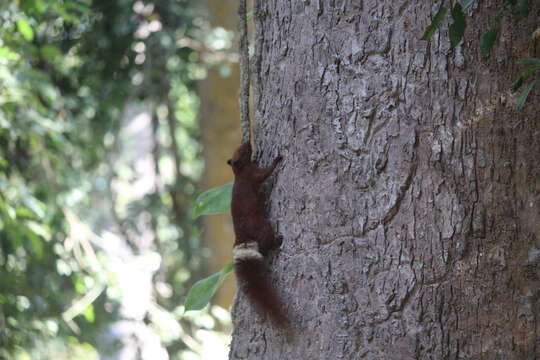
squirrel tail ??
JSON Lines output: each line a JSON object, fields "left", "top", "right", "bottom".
{"left": 233, "top": 242, "right": 287, "bottom": 327}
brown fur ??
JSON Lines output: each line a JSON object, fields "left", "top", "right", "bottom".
{"left": 227, "top": 143, "right": 282, "bottom": 253}
{"left": 228, "top": 143, "right": 286, "bottom": 325}
{"left": 234, "top": 255, "right": 287, "bottom": 327}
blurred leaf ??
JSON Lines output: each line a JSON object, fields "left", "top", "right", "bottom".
{"left": 6, "top": 225, "right": 23, "bottom": 250}
{"left": 20, "top": 0, "right": 47, "bottom": 14}
{"left": 15, "top": 207, "right": 36, "bottom": 219}
{"left": 516, "top": 57, "right": 540, "bottom": 67}
{"left": 16, "top": 20, "right": 34, "bottom": 42}
{"left": 40, "top": 45, "right": 62, "bottom": 62}
{"left": 516, "top": 80, "right": 536, "bottom": 109}
{"left": 184, "top": 262, "right": 234, "bottom": 312}
{"left": 463, "top": 0, "right": 476, "bottom": 10}
{"left": 0, "top": 46, "right": 8, "bottom": 59}
{"left": 192, "top": 182, "right": 233, "bottom": 219}
{"left": 449, "top": 4, "right": 465, "bottom": 48}
{"left": 520, "top": 65, "right": 539, "bottom": 80}
{"left": 513, "top": 63, "right": 539, "bottom": 91}
{"left": 65, "top": 1, "right": 91, "bottom": 14}
{"left": 38, "top": 82, "right": 59, "bottom": 103}
{"left": 52, "top": 3, "right": 80, "bottom": 23}
{"left": 25, "top": 220, "right": 51, "bottom": 241}
{"left": 3, "top": 203, "right": 17, "bottom": 220}
{"left": 74, "top": 277, "right": 86, "bottom": 294}
{"left": 0, "top": 46, "right": 19, "bottom": 61}
{"left": 421, "top": 6, "right": 448, "bottom": 41}
{"left": 512, "top": 0, "right": 530, "bottom": 19}
{"left": 83, "top": 304, "right": 95, "bottom": 323}
{"left": 480, "top": 28, "right": 498, "bottom": 56}
{"left": 29, "top": 234, "right": 44, "bottom": 258}
{"left": 19, "top": 222, "right": 46, "bottom": 258}
{"left": 511, "top": 77, "right": 524, "bottom": 92}
{"left": 22, "top": 196, "right": 46, "bottom": 219}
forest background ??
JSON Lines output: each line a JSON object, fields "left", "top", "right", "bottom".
{"left": 0, "top": 0, "right": 240, "bottom": 358}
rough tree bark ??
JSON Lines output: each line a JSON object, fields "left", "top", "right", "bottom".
{"left": 229, "top": 1, "right": 539, "bottom": 359}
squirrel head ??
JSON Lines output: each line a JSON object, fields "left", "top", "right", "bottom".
{"left": 227, "top": 142, "right": 252, "bottom": 168}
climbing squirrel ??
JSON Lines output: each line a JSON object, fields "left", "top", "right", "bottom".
{"left": 227, "top": 142, "right": 286, "bottom": 326}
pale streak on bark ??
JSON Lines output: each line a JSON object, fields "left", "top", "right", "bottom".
{"left": 238, "top": 0, "right": 251, "bottom": 144}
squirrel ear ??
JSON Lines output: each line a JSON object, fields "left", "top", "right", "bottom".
{"left": 227, "top": 159, "right": 232, "bottom": 165}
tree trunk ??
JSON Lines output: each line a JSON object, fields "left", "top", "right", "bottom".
{"left": 199, "top": 0, "right": 241, "bottom": 309}
{"left": 229, "top": 1, "right": 539, "bottom": 359}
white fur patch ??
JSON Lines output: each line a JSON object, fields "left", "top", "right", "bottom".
{"left": 233, "top": 242, "right": 263, "bottom": 263}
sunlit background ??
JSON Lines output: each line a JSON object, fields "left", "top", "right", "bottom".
{"left": 0, "top": 0, "right": 241, "bottom": 358}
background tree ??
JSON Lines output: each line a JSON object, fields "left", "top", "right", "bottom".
{"left": 198, "top": 0, "right": 241, "bottom": 310}
{"left": 229, "top": 0, "right": 539, "bottom": 359}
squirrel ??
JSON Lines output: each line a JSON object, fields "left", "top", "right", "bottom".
{"left": 227, "top": 142, "right": 286, "bottom": 327}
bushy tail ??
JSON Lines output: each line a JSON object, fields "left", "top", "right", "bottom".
{"left": 234, "top": 255, "right": 287, "bottom": 327}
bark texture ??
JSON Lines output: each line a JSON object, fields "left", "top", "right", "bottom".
{"left": 229, "top": 1, "right": 540, "bottom": 359}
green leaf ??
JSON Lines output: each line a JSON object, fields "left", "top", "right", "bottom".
{"left": 26, "top": 220, "right": 51, "bottom": 241}
{"left": 463, "top": 0, "right": 476, "bottom": 10}
{"left": 511, "top": 77, "right": 524, "bottom": 92}
{"left": 65, "top": 1, "right": 91, "bottom": 14}
{"left": 513, "top": 63, "right": 540, "bottom": 92}
{"left": 449, "top": 4, "right": 465, "bottom": 48}
{"left": 184, "top": 262, "right": 234, "bottom": 312}
{"left": 15, "top": 207, "right": 36, "bottom": 219}
{"left": 516, "top": 58, "right": 540, "bottom": 67}
{"left": 51, "top": 2, "right": 80, "bottom": 23}
{"left": 520, "top": 64, "right": 539, "bottom": 80}
{"left": 512, "top": 0, "right": 530, "bottom": 19}
{"left": 192, "top": 182, "right": 233, "bottom": 219}
{"left": 23, "top": 224, "right": 45, "bottom": 258}
{"left": 480, "top": 28, "right": 498, "bottom": 56}
{"left": 3, "top": 203, "right": 17, "bottom": 220}
{"left": 516, "top": 80, "right": 536, "bottom": 110}
{"left": 41, "top": 45, "right": 62, "bottom": 62}
{"left": 16, "top": 20, "right": 34, "bottom": 42}
{"left": 20, "top": 0, "right": 47, "bottom": 14}
{"left": 22, "top": 196, "right": 46, "bottom": 219}
{"left": 421, "top": 7, "right": 448, "bottom": 41}
{"left": 83, "top": 304, "right": 95, "bottom": 323}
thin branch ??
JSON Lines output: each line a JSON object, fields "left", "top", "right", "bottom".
{"left": 62, "top": 283, "right": 105, "bottom": 323}
{"left": 176, "top": 37, "right": 239, "bottom": 63}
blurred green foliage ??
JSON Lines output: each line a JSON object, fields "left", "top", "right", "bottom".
{"left": 0, "top": 0, "right": 229, "bottom": 358}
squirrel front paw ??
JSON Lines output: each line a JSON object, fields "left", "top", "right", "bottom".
{"left": 275, "top": 235, "right": 283, "bottom": 247}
